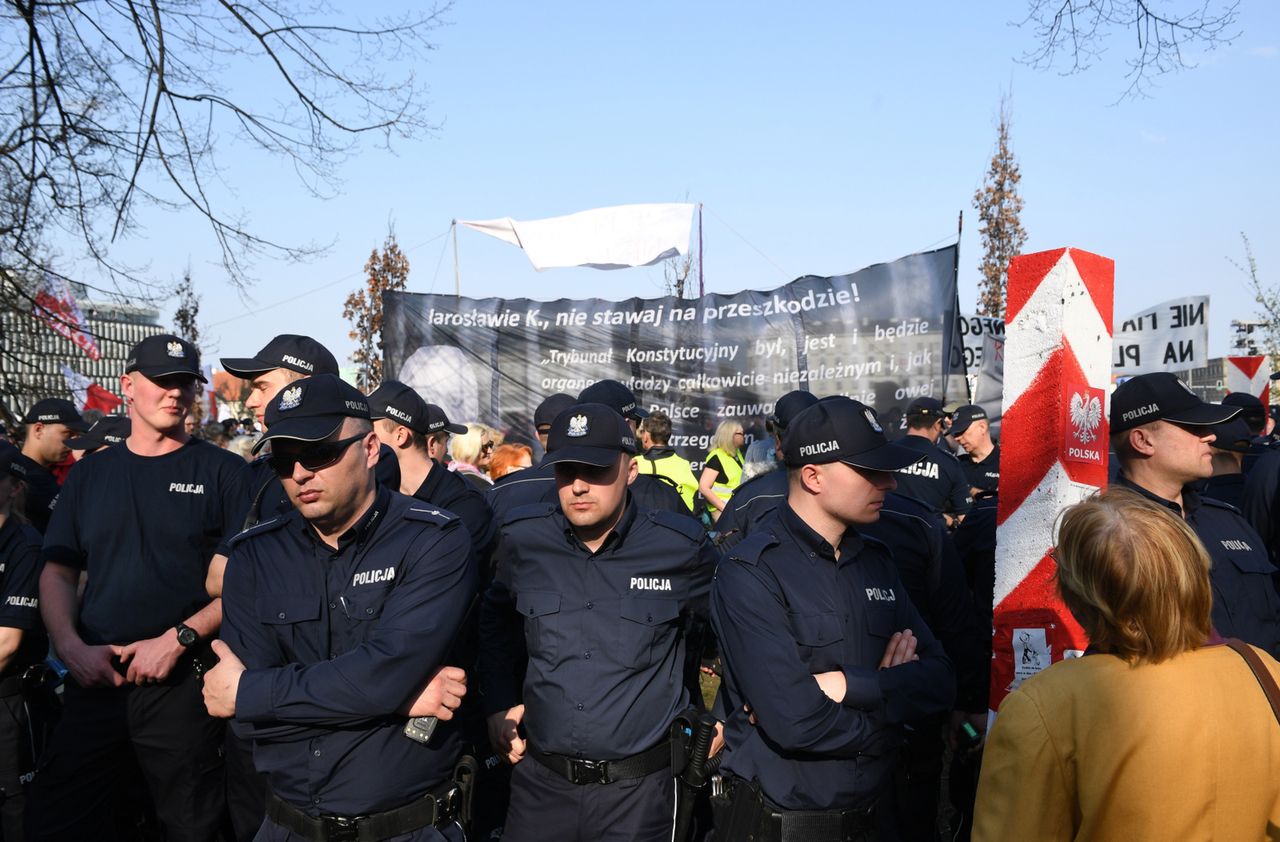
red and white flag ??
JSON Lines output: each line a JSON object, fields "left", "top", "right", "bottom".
{"left": 61, "top": 365, "right": 122, "bottom": 414}
{"left": 33, "top": 271, "right": 101, "bottom": 361}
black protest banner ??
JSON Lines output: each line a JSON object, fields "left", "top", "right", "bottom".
{"left": 382, "top": 246, "right": 961, "bottom": 461}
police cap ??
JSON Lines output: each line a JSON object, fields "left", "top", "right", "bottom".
{"left": 0, "top": 441, "right": 20, "bottom": 480}
{"left": 126, "top": 334, "right": 206, "bottom": 382}
{"left": 578, "top": 380, "right": 649, "bottom": 421}
{"left": 66, "top": 415, "right": 130, "bottom": 450}
{"left": 782, "top": 396, "right": 922, "bottom": 471}
{"left": 1209, "top": 417, "right": 1254, "bottom": 453}
{"left": 949, "top": 405, "right": 988, "bottom": 436}
{"left": 905, "top": 396, "right": 948, "bottom": 421}
{"left": 534, "top": 393, "right": 576, "bottom": 429}
{"left": 423, "top": 403, "right": 467, "bottom": 436}
{"left": 21, "top": 397, "right": 88, "bottom": 431}
{"left": 1222, "top": 392, "right": 1267, "bottom": 427}
{"left": 221, "top": 334, "right": 339, "bottom": 379}
{"left": 1110, "top": 373, "right": 1238, "bottom": 434}
{"left": 367, "top": 380, "right": 430, "bottom": 433}
{"left": 254, "top": 374, "right": 370, "bottom": 453}
{"left": 769, "top": 390, "right": 819, "bottom": 431}
{"left": 543, "top": 403, "right": 639, "bottom": 468}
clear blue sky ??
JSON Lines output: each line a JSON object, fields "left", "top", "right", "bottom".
{"left": 71, "top": 2, "right": 1280, "bottom": 364}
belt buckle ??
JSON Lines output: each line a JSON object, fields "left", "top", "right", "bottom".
{"left": 322, "top": 814, "right": 359, "bottom": 842}
{"left": 570, "top": 758, "right": 609, "bottom": 785}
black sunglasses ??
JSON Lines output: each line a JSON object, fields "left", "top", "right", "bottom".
{"left": 269, "top": 433, "right": 367, "bottom": 478}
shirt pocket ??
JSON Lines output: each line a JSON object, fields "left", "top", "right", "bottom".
{"left": 256, "top": 593, "right": 321, "bottom": 659}
{"left": 516, "top": 590, "right": 563, "bottom": 663}
{"left": 618, "top": 596, "right": 682, "bottom": 669}
{"left": 345, "top": 588, "right": 390, "bottom": 622}
{"left": 791, "top": 610, "right": 846, "bottom": 672}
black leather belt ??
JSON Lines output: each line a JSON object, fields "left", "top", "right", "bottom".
{"left": 711, "top": 775, "right": 876, "bottom": 842}
{"left": 265, "top": 783, "right": 460, "bottom": 842}
{"left": 530, "top": 740, "right": 671, "bottom": 785}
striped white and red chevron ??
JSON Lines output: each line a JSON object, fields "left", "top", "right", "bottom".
{"left": 990, "top": 248, "right": 1114, "bottom": 712}
{"left": 1225, "top": 355, "right": 1271, "bottom": 405}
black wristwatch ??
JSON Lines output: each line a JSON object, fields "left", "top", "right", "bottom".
{"left": 175, "top": 622, "right": 199, "bottom": 648}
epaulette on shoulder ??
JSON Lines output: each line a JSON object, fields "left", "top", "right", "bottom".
{"left": 726, "top": 528, "right": 779, "bottom": 566}
{"left": 1200, "top": 496, "right": 1244, "bottom": 516}
{"left": 647, "top": 509, "right": 706, "bottom": 542}
{"left": 229, "top": 516, "right": 287, "bottom": 547}
{"left": 405, "top": 505, "right": 460, "bottom": 527}
{"left": 502, "top": 501, "right": 557, "bottom": 526}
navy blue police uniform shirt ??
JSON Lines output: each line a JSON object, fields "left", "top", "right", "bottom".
{"left": 711, "top": 503, "right": 955, "bottom": 812}
{"left": 891, "top": 436, "right": 972, "bottom": 519}
{"left": 8, "top": 454, "right": 59, "bottom": 534}
{"left": 221, "top": 486, "right": 476, "bottom": 817}
{"left": 1202, "top": 472, "right": 1246, "bottom": 510}
{"left": 860, "top": 493, "right": 987, "bottom": 714}
{"left": 715, "top": 468, "right": 788, "bottom": 550}
{"left": 0, "top": 517, "right": 47, "bottom": 679}
{"left": 412, "top": 460, "right": 496, "bottom": 557}
{"left": 1118, "top": 475, "right": 1280, "bottom": 657}
{"left": 1243, "top": 449, "right": 1280, "bottom": 564}
{"left": 477, "top": 496, "right": 717, "bottom": 760}
{"left": 216, "top": 443, "right": 402, "bottom": 555}
{"left": 43, "top": 439, "right": 252, "bottom": 645}
{"left": 958, "top": 444, "right": 1000, "bottom": 494}
{"left": 487, "top": 461, "right": 692, "bottom": 527}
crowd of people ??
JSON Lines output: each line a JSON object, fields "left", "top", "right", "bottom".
{"left": 0, "top": 331, "right": 1279, "bottom": 842}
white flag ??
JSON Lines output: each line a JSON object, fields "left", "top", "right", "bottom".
{"left": 458, "top": 203, "right": 694, "bottom": 271}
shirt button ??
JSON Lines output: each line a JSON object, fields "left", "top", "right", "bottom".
{"left": 586, "top": 602, "right": 593, "bottom": 609}
{"left": 584, "top": 651, "right": 591, "bottom": 659}
{"left": 576, "top": 703, "right": 584, "bottom": 711}
{"left": 313, "top": 749, "right": 321, "bottom": 757}
{"left": 329, "top": 602, "right": 336, "bottom": 610}
{"left": 313, "top": 796, "right": 321, "bottom": 804}
{"left": 277, "top": 612, "right": 286, "bottom": 620}
{"left": 809, "top": 552, "right": 816, "bottom": 558}
{"left": 365, "top": 607, "right": 374, "bottom": 614}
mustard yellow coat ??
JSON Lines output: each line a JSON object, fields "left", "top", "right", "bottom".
{"left": 974, "top": 645, "right": 1280, "bottom": 841}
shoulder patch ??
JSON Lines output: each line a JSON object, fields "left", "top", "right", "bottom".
{"left": 405, "top": 506, "right": 460, "bottom": 527}
{"left": 647, "top": 508, "right": 706, "bottom": 541}
{"left": 726, "top": 528, "right": 780, "bottom": 566}
{"left": 502, "top": 501, "right": 557, "bottom": 526}
{"left": 228, "top": 516, "right": 287, "bottom": 547}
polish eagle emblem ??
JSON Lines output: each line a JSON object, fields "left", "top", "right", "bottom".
{"left": 278, "top": 385, "right": 303, "bottom": 411}
{"left": 1069, "top": 392, "right": 1103, "bottom": 444}
{"left": 166, "top": 340, "right": 184, "bottom": 357}
{"left": 567, "top": 414, "right": 589, "bottom": 437}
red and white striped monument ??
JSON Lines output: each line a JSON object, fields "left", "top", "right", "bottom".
{"left": 990, "top": 248, "right": 1114, "bottom": 714}
{"left": 1225, "top": 355, "right": 1271, "bottom": 405}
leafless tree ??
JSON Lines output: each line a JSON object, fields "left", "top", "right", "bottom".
{"left": 0, "top": 0, "right": 446, "bottom": 293}
{"left": 1017, "top": 1, "right": 1239, "bottom": 100}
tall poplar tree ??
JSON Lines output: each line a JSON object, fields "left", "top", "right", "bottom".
{"left": 973, "top": 98, "right": 1028, "bottom": 319}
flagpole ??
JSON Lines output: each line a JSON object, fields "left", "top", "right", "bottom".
{"left": 698, "top": 203, "right": 705, "bottom": 298}
{"left": 452, "top": 221, "right": 461, "bottom": 297}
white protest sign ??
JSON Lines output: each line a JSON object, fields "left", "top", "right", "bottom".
{"left": 1112, "top": 296, "right": 1209, "bottom": 376}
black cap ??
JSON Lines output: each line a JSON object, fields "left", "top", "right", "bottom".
{"left": 423, "top": 403, "right": 467, "bottom": 436}
{"left": 1222, "top": 392, "right": 1267, "bottom": 425}
{"left": 254, "top": 374, "right": 370, "bottom": 453}
{"left": 221, "top": 334, "right": 339, "bottom": 379}
{"left": 769, "top": 390, "right": 820, "bottom": 431}
{"left": 578, "top": 380, "right": 649, "bottom": 421}
{"left": 534, "top": 393, "right": 577, "bottom": 429}
{"left": 126, "top": 334, "right": 206, "bottom": 382}
{"left": 367, "top": 381, "right": 430, "bottom": 433}
{"left": 1209, "top": 417, "right": 1254, "bottom": 453}
{"left": 21, "top": 398, "right": 88, "bottom": 431}
{"left": 905, "top": 397, "right": 948, "bottom": 420}
{"left": 782, "top": 397, "right": 923, "bottom": 471}
{"left": 543, "top": 403, "right": 639, "bottom": 467}
{"left": 949, "top": 405, "right": 989, "bottom": 436}
{"left": 66, "top": 416, "right": 130, "bottom": 450}
{"left": 1109, "top": 373, "right": 1238, "bottom": 434}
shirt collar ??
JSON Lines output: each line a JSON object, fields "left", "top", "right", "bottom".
{"left": 777, "top": 501, "right": 864, "bottom": 565}
{"left": 1115, "top": 474, "right": 1201, "bottom": 517}
{"left": 299, "top": 484, "right": 391, "bottom": 552}
{"left": 559, "top": 491, "right": 638, "bottom": 555}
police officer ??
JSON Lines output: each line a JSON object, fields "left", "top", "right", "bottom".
{"left": 0, "top": 442, "right": 47, "bottom": 841}
{"left": 892, "top": 397, "right": 971, "bottom": 526}
{"left": 716, "top": 390, "right": 819, "bottom": 548}
{"left": 369, "top": 380, "right": 495, "bottom": 554}
{"left": 1221, "top": 392, "right": 1274, "bottom": 474}
{"left": 486, "top": 381, "right": 692, "bottom": 525}
{"left": 478, "top": 402, "right": 716, "bottom": 842}
{"left": 65, "top": 415, "right": 130, "bottom": 459}
{"left": 710, "top": 397, "right": 955, "bottom": 841}
{"left": 1203, "top": 417, "right": 1253, "bottom": 509}
{"left": 1110, "top": 372, "right": 1280, "bottom": 657}
{"left": 30, "top": 334, "right": 252, "bottom": 842}
{"left": 486, "top": 393, "right": 576, "bottom": 524}
{"left": 11, "top": 398, "right": 87, "bottom": 533}
{"left": 204, "top": 373, "right": 476, "bottom": 842}
{"left": 951, "top": 405, "right": 999, "bottom": 497}
{"left": 532, "top": 393, "right": 576, "bottom": 455}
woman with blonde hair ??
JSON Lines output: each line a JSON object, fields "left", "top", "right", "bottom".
{"left": 448, "top": 423, "right": 494, "bottom": 490}
{"left": 698, "top": 419, "right": 745, "bottom": 520}
{"left": 974, "top": 487, "right": 1280, "bottom": 840}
